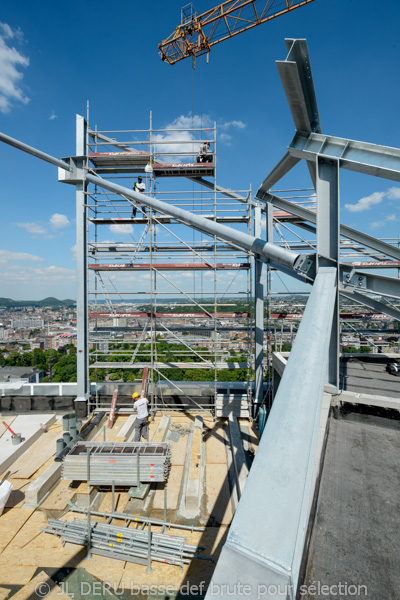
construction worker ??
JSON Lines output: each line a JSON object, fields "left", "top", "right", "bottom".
{"left": 132, "top": 392, "right": 149, "bottom": 442}
{"left": 197, "top": 141, "right": 213, "bottom": 163}
{"left": 131, "top": 176, "right": 146, "bottom": 218}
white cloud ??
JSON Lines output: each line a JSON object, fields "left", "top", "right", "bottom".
{"left": 14, "top": 222, "right": 48, "bottom": 235}
{"left": 50, "top": 213, "right": 70, "bottom": 229}
{"left": 0, "top": 22, "right": 29, "bottom": 113}
{"left": 387, "top": 187, "right": 400, "bottom": 200}
{"left": 109, "top": 224, "right": 133, "bottom": 236}
{"left": 345, "top": 191, "right": 385, "bottom": 212}
{"left": 0, "top": 265, "right": 76, "bottom": 288}
{"left": 370, "top": 214, "right": 397, "bottom": 229}
{"left": 221, "top": 120, "right": 246, "bottom": 129}
{"left": 14, "top": 214, "right": 70, "bottom": 237}
{"left": 346, "top": 186, "right": 400, "bottom": 213}
{"left": 0, "top": 249, "right": 44, "bottom": 263}
{"left": 153, "top": 113, "right": 247, "bottom": 160}
{"left": 49, "top": 110, "right": 57, "bottom": 120}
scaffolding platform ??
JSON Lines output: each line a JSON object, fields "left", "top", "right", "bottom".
{"left": 89, "top": 153, "right": 215, "bottom": 176}
{"left": 89, "top": 215, "right": 249, "bottom": 224}
{"left": 91, "top": 361, "right": 249, "bottom": 369}
{"left": 89, "top": 311, "right": 250, "bottom": 319}
{"left": 89, "top": 262, "right": 251, "bottom": 271}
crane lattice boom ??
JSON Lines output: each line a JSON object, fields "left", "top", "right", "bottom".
{"left": 159, "top": 0, "right": 315, "bottom": 65}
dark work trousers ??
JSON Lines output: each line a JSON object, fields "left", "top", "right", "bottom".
{"left": 134, "top": 417, "right": 148, "bottom": 442}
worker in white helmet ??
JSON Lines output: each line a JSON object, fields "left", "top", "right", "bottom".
{"left": 131, "top": 176, "right": 147, "bottom": 218}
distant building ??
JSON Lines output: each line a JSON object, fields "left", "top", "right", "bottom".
{"left": 11, "top": 317, "right": 44, "bottom": 330}
{"left": 0, "top": 366, "right": 44, "bottom": 383}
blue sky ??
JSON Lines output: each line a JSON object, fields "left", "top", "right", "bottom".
{"left": 0, "top": 0, "right": 399, "bottom": 300}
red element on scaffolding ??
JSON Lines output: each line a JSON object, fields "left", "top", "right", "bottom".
{"left": 107, "top": 388, "right": 119, "bottom": 429}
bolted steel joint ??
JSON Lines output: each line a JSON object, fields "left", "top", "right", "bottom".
{"left": 58, "top": 156, "right": 86, "bottom": 184}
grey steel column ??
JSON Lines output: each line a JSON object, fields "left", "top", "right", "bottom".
{"left": 76, "top": 115, "right": 90, "bottom": 405}
{"left": 205, "top": 267, "right": 337, "bottom": 599}
{"left": 254, "top": 206, "right": 264, "bottom": 408}
{"left": 316, "top": 156, "right": 340, "bottom": 390}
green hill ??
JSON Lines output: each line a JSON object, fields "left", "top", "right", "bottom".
{"left": 0, "top": 297, "right": 76, "bottom": 308}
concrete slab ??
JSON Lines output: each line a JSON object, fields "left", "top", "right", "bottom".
{"left": 0, "top": 414, "right": 56, "bottom": 477}
{"left": 0, "top": 417, "right": 15, "bottom": 440}
{"left": 10, "top": 425, "right": 61, "bottom": 480}
{"left": 116, "top": 415, "right": 136, "bottom": 440}
{"left": 151, "top": 415, "right": 170, "bottom": 442}
{"left": 178, "top": 416, "right": 205, "bottom": 519}
{"left": 23, "top": 462, "right": 62, "bottom": 508}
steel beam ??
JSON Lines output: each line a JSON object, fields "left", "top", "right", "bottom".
{"left": 276, "top": 38, "right": 321, "bottom": 187}
{"left": 339, "top": 290, "right": 400, "bottom": 322}
{"left": 84, "top": 173, "right": 306, "bottom": 274}
{"left": 259, "top": 193, "right": 400, "bottom": 261}
{"left": 188, "top": 177, "right": 255, "bottom": 206}
{"left": 317, "top": 156, "right": 340, "bottom": 389}
{"left": 289, "top": 131, "right": 400, "bottom": 182}
{"left": 0, "top": 131, "right": 71, "bottom": 171}
{"left": 75, "top": 116, "right": 90, "bottom": 404}
{"left": 257, "top": 151, "right": 301, "bottom": 194}
{"left": 340, "top": 267, "right": 400, "bottom": 299}
{"left": 254, "top": 206, "right": 265, "bottom": 407}
{"left": 205, "top": 267, "right": 337, "bottom": 599}
{"left": 276, "top": 38, "right": 321, "bottom": 135}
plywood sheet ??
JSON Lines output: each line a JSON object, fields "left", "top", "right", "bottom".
{"left": 4, "top": 510, "right": 47, "bottom": 551}
{"left": 11, "top": 428, "right": 61, "bottom": 479}
{"left": 8, "top": 570, "right": 70, "bottom": 600}
{"left": 206, "top": 463, "right": 233, "bottom": 525}
{"left": 153, "top": 466, "right": 183, "bottom": 510}
{"left": 167, "top": 430, "right": 188, "bottom": 466}
{"left": 0, "top": 507, "right": 34, "bottom": 554}
{"left": 205, "top": 423, "right": 227, "bottom": 464}
{"left": 0, "top": 565, "right": 37, "bottom": 586}
{"left": 40, "top": 480, "right": 75, "bottom": 511}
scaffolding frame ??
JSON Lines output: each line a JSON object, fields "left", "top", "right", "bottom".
{"left": 85, "top": 116, "right": 254, "bottom": 417}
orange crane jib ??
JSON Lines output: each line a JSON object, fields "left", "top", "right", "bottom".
{"left": 159, "top": 0, "right": 316, "bottom": 65}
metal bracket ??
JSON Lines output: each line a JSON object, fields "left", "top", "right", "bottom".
{"left": 342, "top": 268, "right": 366, "bottom": 289}
{"left": 58, "top": 156, "right": 86, "bottom": 184}
{"left": 294, "top": 254, "right": 315, "bottom": 276}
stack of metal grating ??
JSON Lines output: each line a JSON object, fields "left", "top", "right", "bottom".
{"left": 42, "top": 518, "right": 201, "bottom": 567}
{"left": 62, "top": 441, "right": 171, "bottom": 485}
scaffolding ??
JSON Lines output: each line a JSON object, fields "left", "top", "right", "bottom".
{"left": 85, "top": 116, "right": 254, "bottom": 417}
